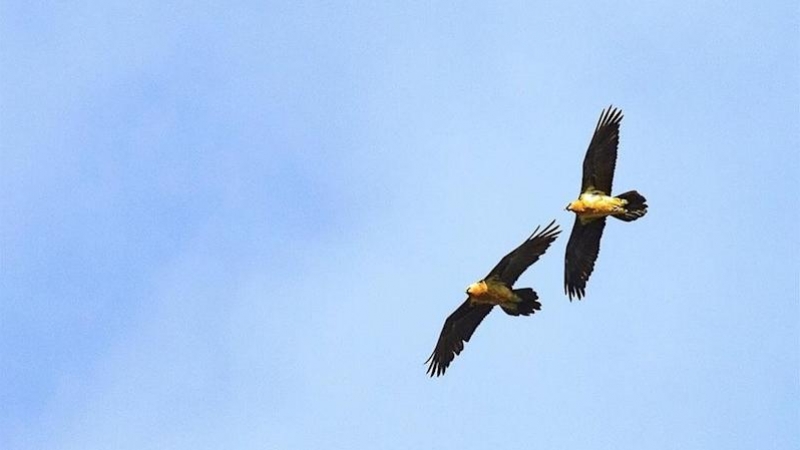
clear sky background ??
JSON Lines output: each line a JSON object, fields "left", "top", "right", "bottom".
{"left": 2, "top": 1, "right": 798, "bottom": 449}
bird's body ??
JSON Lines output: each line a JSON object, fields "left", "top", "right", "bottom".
{"left": 426, "top": 221, "right": 560, "bottom": 377}
{"left": 466, "top": 278, "right": 516, "bottom": 306}
{"left": 564, "top": 106, "right": 648, "bottom": 300}
{"left": 566, "top": 191, "right": 628, "bottom": 222}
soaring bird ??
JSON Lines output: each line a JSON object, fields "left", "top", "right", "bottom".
{"left": 564, "top": 106, "right": 648, "bottom": 300}
{"left": 426, "top": 220, "right": 560, "bottom": 377}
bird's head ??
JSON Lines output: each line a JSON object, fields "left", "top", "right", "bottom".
{"left": 466, "top": 280, "right": 488, "bottom": 297}
{"left": 566, "top": 200, "right": 583, "bottom": 213}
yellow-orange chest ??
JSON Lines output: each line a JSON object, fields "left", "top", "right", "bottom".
{"left": 572, "top": 192, "right": 626, "bottom": 220}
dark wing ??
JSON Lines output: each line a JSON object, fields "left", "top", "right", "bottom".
{"left": 487, "top": 220, "right": 561, "bottom": 287}
{"left": 564, "top": 217, "right": 606, "bottom": 300}
{"left": 425, "top": 300, "right": 494, "bottom": 377}
{"left": 581, "top": 106, "right": 623, "bottom": 195}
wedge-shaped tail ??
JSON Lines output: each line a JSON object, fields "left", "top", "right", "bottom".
{"left": 500, "top": 288, "right": 541, "bottom": 316}
{"left": 613, "top": 190, "right": 648, "bottom": 222}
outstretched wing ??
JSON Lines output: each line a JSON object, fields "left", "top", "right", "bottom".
{"left": 581, "top": 106, "right": 623, "bottom": 195}
{"left": 564, "top": 217, "right": 606, "bottom": 300}
{"left": 487, "top": 220, "right": 561, "bottom": 287}
{"left": 425, "top": 300, "right": 494, "bottom": 377}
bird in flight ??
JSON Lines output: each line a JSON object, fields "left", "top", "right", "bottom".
{"left": 426, "top": 220, "right": 560, "bottom": 377}
{"left": 564, "top": 106, "right": 648, "bottom": 300}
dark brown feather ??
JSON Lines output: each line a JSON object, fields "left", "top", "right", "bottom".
{"left": 425, "top": 301, "right": 493, "bottom": 377}
{"left": 564, "top": 216, "right": 606, "bottom": 300}
{"left": 581, "top": 106, "right": 623, "bottom": 195}
{"left": 487, "top": 220, "right": 561, "bottom": 286}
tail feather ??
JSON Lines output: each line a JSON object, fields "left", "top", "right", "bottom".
{"left": 500, "top": 288, "right": 541, "bottom": 316}
{"left": 614, "top": 190, "right": 647, "bottom": 222}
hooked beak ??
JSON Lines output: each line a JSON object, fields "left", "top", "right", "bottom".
{"left": 465, "top": 283, "right": 477, "bottom": 296}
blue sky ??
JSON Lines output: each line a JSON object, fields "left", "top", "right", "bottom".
{"left": 1, "top": 1, "right": 798, "bottom": 449}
